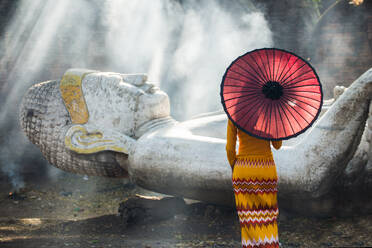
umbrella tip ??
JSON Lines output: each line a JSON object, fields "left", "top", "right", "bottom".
{"left": 262, "top": 81, "right": 283, "bottom": 100}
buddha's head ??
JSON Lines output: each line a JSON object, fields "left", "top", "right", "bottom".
{"left": 19, "top": 69, "right": 170, "bottom": 177}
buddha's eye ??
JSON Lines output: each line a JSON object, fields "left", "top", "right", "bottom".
{"left": 148, "top": 86, "right": 159, "bottom": 94}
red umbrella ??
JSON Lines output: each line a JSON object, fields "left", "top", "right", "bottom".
{"left": 220, "top": 48, "right": 323, "bottom": 140}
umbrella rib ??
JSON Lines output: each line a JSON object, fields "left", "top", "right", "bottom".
{"left": 280, "top": 63, "right": 307, "bottom": 86}
{"left": 232, "top": 63, "right": 265, "bottom": 86}
{"left": 240, "top": 96, "right": 267, "bottom": 131}
{"left": 274, "top": 102, "right": 279, "bottom": 139}
{"left": 283, "top": 70, "right": 314, "bottom": 86}
{"left": 265, "top": 49, "right": 273, "bottom": 81}
{"left": 224, "top": 91, "right": 262, "bottom": 102}
{"left": 280, "top": 98, "right": 304, "bottom": 131}
{"left": 259, "top": 50, "right": 272, "bottom": 82}
{"left": 239, "top": 58, "right": 267, "bottom": 84}
{"left": 233, "top": 97, "right": 265, "bottom": 123}
{"left": 258, "top": 98, "right": 270, "bottom": 137}
{"left": 273, "top": 102, "right": 277, "bottom": 139}
{"left": 227, "top": 68, "right": 259, "bottom": 83}
{"left": 285, "top": 83, "right": 320, "bottom": 89}
{"left": 226, "top": 96, "right": 259, "bottom": 110}
{"left": 281, "top": 95, "right": 316, "bottom": 119}
{"left": 225, "top": 75, "right": 262, "bottom": 88}
{"left": 239, "top": 106, "right": 259, "bottom": 130}
{"left": 224, "top": 84, "right": 261, "bottom": 90}
{"left": 275, "top": 51, "right": 285, "bottom": 82}
{"left": 263, "top": 100, "right": 271, "bottom": 137}
{"left": 284, "top": 78, "right": 318, "bottom": 88}
{"left": 268, "top": 100, "right": 273, "bottom": 138}
{"left": 276, "top": 54, "right": 292, "bottom": 83}
{"left": 285, "top": 92, "right": 321, "bottom": 102}
{"left": 224, "top": 89, "right": 260, "bottom": 94}
{"left": 258, "top": 98, "right": 271, "bottom": 138}
{"left": 272, "top": 49, "right": 275, "bottom": 82}
{"left": 222, "top": 88, "right": 264, "bottom": 102}
{"left": 282, "top": 97, "right": 310, "bottom": 125}
{"left": 282, "top": 93, "right": 319, "bottom": 110}
{"left": 224, "top": 82, "right": 260, "bottom": 88}
{"left": 278, "top": 57, "right": 300, "bottom": 83}
{"left": 278, "top": 98, "right": 295, "bottom": 135}
{"left": 229, "top": 100, "right": 259, "bottom": 118}
{"left": 246, "top": 54, "right": 270, "bottom": 83}
{"left": 264, "top": 100, "right": 273, "bottom": 138}
{"left": 287, "top": 90, "right": 321, "bottom": 94}
{"left": 276, "top": 100, "right": 288, "bottom": 138}
{"left": 282, "top": 70, "right": 314, "bottom": 87}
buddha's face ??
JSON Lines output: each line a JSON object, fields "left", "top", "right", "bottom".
{"left": 82, "top": 72, "right": 170, "bottom": 137}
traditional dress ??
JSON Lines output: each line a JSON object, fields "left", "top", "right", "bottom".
{"left": 226, "top": 119, "right": 282, "bottom": 248}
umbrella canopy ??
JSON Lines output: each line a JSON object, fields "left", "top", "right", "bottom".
{"left": 220, "top": 48, "right": 323, "bottom": 140}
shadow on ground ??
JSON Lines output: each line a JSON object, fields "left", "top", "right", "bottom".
{"left": 0, "top": 165, "right": 371, "bottom": 248}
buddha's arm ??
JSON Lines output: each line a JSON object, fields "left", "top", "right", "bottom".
{"left": 130, "top": 130, "right": 232, "bottom": 195}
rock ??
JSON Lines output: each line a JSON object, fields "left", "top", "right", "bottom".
{"left": 204, "top": 205, "right": 216, "bottom": 219}
{"left": 59, "top": 191, "right": 72, "bottom": 197}
{"left": 118, "top": 195, "right": 187, "bottom": 227}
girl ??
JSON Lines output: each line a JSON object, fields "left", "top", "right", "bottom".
{"left": 226, "top": 119, "right": 282, "bottom": 248}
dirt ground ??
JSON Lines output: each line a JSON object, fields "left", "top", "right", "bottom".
{"left": 1, "top": 167, "right": 372, "bottom": 248}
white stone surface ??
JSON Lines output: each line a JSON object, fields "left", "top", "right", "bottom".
{"left": 20, "top": 68, "right": 372, "bottom": 215}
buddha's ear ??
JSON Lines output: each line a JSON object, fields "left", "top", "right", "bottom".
{"left": 64, "top": 124, "right": 135, "bottom": 155}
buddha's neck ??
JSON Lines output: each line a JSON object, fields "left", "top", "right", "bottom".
{"left": 135, "top": 116, "right": 177, "bottom": 138}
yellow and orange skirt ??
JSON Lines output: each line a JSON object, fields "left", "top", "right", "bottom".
{"left": 232, "top": 154, "right": 279, "bottom": 248}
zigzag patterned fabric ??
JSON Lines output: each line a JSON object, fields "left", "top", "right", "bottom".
{"left": 232, "top": 156, "right": 279, "bottom": 248}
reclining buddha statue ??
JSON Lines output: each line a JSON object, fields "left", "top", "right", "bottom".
{"left": 19, "top": 68, "right": 372, "bottom": 216}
